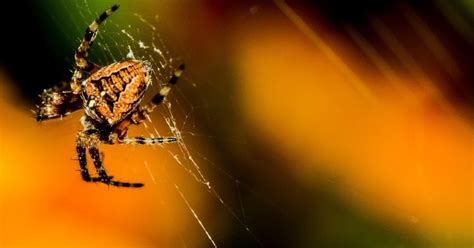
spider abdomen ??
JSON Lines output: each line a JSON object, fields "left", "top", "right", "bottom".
{"left": 82, "top": 60, "right": 151, "bottom": 125}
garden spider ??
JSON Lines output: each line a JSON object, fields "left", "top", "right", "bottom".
{"left": 36, "top": 4, "right": 184, "bottom": 187}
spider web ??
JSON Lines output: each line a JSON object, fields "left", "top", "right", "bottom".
{"left": 28, "top": 1, "right": 474, "bottom": 247}
{"left": 40, "top": 1, "right": 263, "bottom": 247}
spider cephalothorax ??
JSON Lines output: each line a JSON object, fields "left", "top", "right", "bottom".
{"left": 36, "top": 4, "right": 184, "bottom": 187}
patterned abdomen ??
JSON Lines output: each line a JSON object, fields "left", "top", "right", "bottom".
{"left": 82, "top": 60, "right": 151, "bottom": 125}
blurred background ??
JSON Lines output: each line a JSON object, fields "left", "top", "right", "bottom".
{"left": 0, "top": 0, "right": 472, "bottom": 247}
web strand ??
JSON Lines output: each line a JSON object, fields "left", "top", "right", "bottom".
{"left": 57, "top": 1, "right": 263, "bottom": 246}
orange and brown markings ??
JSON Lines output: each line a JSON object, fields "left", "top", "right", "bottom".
{"left": 82, "top": 60, "right": 151, "bottom": 125}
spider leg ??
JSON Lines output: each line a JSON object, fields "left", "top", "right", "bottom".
{"left": 119, "top": 136, "right": 177, "bottom": 145}
{"left": 77, "top": 130, "right": 143, "bottom": 188}
{"left": 71, "top": 4, "right": 119, "bottom": 94}
{"left": 36, "top": 84, "right": 83, "bottom": 121}
{"left": 76, "top": 133, "right": 109, "bottom": 182}
{"left": 88, "top": 146, "right": 110, "bottom": 180}
{"left": 76, "top": 140, "right": 92, "bottom": 182}
{"left": 138, "top": 64, "right": 185, "bottom": 120}
{"left": 147, "top": 63, "right": 185, "bottom": 109}
{"left": 88, "top": 146, "right": 143, "bottom": 187}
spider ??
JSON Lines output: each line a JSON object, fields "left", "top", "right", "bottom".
{"left": 36, "top": 4, "right": 184, "bottom": 188}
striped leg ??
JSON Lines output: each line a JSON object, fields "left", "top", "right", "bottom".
{"left": 71, "top": 4, "right": 120, "bottom": 94}
{"left": 119, "top": 136, "right": 177, "bottom": 145}
{"left": 76, "top": 140, "right": 92, "bottom": 182}
{"left": 150, "top": 64, "right": 185, "bottom": 106}
{"left": 76, "top": 135, "right": 112, "bottom": 183}
{"left": 135, "top": 64, "right": 185, "bottom": 121}
{"left": 77, "top": 130, "right": 143, "bottom": 188}
{"left": 89, "top": 145, "right": 144, "bottom": 187}
{"left": 89, "top": 146, "right": 110, "bottom": 180}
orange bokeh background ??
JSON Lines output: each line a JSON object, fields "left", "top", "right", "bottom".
{"left": 234, "top": 15, "right": 472, "bottom": 241}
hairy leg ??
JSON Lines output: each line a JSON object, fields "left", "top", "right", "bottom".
{"left": 76, "top": 130, "right": 143, "bottom": 188}
{"left": 36, "top": 83, "right": 83, "bottom": 121}
{"left": 71, "top": 4, "right": 119, "bottom": 94}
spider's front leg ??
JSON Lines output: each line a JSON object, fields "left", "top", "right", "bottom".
{"left": 89, "top": 145, "right": 143, "bottom": 187}
{"left": 76, "top": 130, "right": 144, "bottom": 188}
{"left": 76, "top": 138, "right": 112, "bottom": 183}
